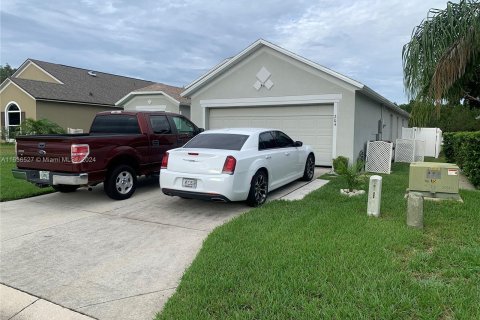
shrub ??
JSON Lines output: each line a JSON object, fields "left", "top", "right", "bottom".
{"left": 20, "top": 118, "right": 65, "bottom": 135}
{"left": 333, "top": 156, "right": 349, "bottom": 174}
{"left": 442, "top": 131, "right": 480, "bottom": 188}
{"left": 337, "top": 160, "right": 365, "bottom": 191}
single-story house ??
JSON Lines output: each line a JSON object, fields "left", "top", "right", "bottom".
{"left": 181, "top": 39, "right": 409, "bottom": 165}
{"left": 0, "top": 59, "right": 157, "bottom": 133}
{"left": 115, "top": 83, "right": 191, "bottom": 118}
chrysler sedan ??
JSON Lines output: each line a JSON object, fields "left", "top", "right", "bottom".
{"left": 160, "top": 128, "right": 315, "bottom": 206}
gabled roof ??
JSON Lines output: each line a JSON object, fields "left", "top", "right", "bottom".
{"left": 4, "top": 59, "right": 155, "bottom": 106}
{"left": 181, "top": 39, "right": 409, "bottom": 117}
{"left": 115, "top": 83, "right": 190, "bottom": 106}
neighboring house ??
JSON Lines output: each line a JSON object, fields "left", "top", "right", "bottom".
{"left": 115, "top": 83, "right": 191, "bottom": 118}
{"left": 181, "top": 39, "right": 409, "bottom": 165}
{"left": 0, "top": 59, "right": 155, "bottom": 134}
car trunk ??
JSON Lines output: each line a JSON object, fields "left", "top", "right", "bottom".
{"left": 167, "top": 148, "right": 236, "bottom": 175}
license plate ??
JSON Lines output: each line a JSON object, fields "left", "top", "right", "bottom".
{"left": 39, "top": 171, "right": 50, "bottom": 180}
{"left": 182, "top": 178, "right": 197, "bottom": 189}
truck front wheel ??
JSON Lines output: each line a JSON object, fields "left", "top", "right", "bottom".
{"left": 104, "top": 165, "right": 137, "bottom": 200}
{"left": 52, "top": 184, "right": 79, "bottom": 193}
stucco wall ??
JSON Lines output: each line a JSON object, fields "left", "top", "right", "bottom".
{"left": 354, "top": 92, "right": 409, "bottom": 161}
{"left": 0, "top": 82, "right": 37, "bottom": 120}
{"left": 188, "top": 46, "right": 358, "bottom": 161}
{"left": 16, "top": 63, "right": 59, "bottom": 83}
{"left": 122, "top": 94, "right": 179, "bottom": 113}
{"left": 36, "top": 101, "right": 121, "bottom": 132}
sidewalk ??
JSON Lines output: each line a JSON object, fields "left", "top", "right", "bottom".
{"left": 1, "top": 284, "right": 95, "bottom": 320}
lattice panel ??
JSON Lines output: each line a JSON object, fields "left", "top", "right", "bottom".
{"left": 395, "top": 139, "right": 415, "bottom": 163}
{"left": 366, "top": 141, "right": 393, "bottom": 174}
{"left": 414, "top": 139, "right": 425, "bottom": 162}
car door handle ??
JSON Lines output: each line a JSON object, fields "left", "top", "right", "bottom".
{"left": 265, "top": 155, "right": 271, "bottom": 159}
{"left": 284, "top": 152, "right": 290, "bottom": 156}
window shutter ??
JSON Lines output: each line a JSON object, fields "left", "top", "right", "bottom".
{"left": 1, "top": 112, "right": 4, "bottom": 127}
{"left": 21, "top": 112, "right": 25, "bottom": 123}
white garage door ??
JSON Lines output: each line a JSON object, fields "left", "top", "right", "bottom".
{"left": 208, "top": 105, "right": 334, "bottom": 166}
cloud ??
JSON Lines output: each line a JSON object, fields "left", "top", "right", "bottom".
{"left": 1, "top": 0, "right": 448, "bottom": 103}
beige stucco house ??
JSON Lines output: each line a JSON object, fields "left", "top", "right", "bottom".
{"left": 181, "top": 39, "right": 409, "bottom": 165}
{"left": 0, "top": 59, "right": 155, "bottom": 135}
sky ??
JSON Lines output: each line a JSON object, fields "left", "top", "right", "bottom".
{"left": 1, "top": 0, "right": 448, "bottom": 104}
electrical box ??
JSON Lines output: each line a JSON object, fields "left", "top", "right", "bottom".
{"left": 408, "top": 162, "right": 460, "bottom": 199}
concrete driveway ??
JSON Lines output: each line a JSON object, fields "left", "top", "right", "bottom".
{"left": 1, "top": 170, "right": 329, "bottom": 320}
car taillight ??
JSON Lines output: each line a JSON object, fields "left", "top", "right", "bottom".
{"left": 222, "top": 156, "right": 236, "bottom": 175}
{"left": 71, "top": 144, "right": 89, "bottom": 164}
{"left": 161, "top": 152, "right": 169, "bottom": 169}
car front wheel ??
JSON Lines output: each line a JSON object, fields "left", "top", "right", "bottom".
{"left": 301, "top": 153, "right": 315, "bottom": 181}
{"left": 246, "top": 170, "right": 268, "bottom": 207}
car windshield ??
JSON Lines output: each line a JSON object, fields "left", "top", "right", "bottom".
{"left": 183, "top": 133, "right": 249, "bottom": 151}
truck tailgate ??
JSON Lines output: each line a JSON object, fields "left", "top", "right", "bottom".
{"left": 16, "top": 137, "right": 82, "bottom": 173}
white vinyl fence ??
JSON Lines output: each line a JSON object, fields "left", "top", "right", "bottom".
{"left": 401, "top": 127, "right": 442, "bottom": 158}
{"left": 366, "top": 141, "right": 393, "bottom": 174}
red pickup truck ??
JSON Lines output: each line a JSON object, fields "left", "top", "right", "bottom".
{"left": 12, "top": 111, "right": 202, "bottom": 200}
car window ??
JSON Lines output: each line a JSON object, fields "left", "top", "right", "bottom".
{"left": 259, "top": 131, "right": 277, "bottom": 150}
{"left": 90, "top": 115, "right": 140, "bottom": 134}
{"left": 150, "top": 115, "right": 171, "bottom": 134}
{"left": 184, "top": 133, "right": 248, "bottom": 151}
{"left": 274, "top": 131, "right": 294, "bottom": 148}
{"left": 172, "top": 116, "right": 195, "bottom": 134}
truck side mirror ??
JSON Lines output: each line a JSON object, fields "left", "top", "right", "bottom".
{"left": 195, "top": 128, "right": 204, "bottom": 135}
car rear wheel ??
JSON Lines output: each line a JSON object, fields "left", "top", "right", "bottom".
{"left": 246, "top": 170, "right": 268, "bottom": 207}
{"left": 301, "top": 154, "right": 315, "bottom": 181}
{"left": 52, "top": 184, "right": 79, "bottom": 193}
{"left": 104, "top": 165, "right": 137, "bottom": 200}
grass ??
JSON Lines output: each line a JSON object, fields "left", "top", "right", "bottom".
{"left": 0, "top": 143, "right": 53, "bottom": 201}
{"left": 157, "top": 163, "right": 480, "bottom": 319}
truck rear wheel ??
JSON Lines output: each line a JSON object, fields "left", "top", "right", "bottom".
{"left": 52, "top": 184, "right": 79, "bottom": 193}
{"left": 104, "top": 165, "right": 137, "bottom": 200}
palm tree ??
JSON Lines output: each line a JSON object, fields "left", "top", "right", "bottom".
{"left": 402, "top": 1, "right": 480, "bottom": 111}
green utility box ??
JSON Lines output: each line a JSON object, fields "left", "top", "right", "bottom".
{"left": 408, "top": 162, "right": 461, "bottom": 200}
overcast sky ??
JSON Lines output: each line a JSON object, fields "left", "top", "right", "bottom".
{"left": 1, "top": 0, "right": 448, "bottom": 104}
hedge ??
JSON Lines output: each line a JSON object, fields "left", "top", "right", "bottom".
{"left": 443, "top": 131, "right": 480, "bottom": 188}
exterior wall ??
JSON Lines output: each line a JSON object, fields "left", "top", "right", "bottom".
{"left": 36, "top": 101, "right": 121, "bottom": 132}
{"left": 188, "top": 46, "right": 358, "bottom": 161}
{"left": 16, "top": 63, "right": 59, "bottom": 83}
{"left": 179, "top": 105, "right": 191, "bottom": 119}
{"left": 0, "top": 82, "right": 37, "bottom": 122}
{"left": 122, "top": 94, "right": 179, "bottom": 113}
{"left": 354, "top": 92, "right": 409, "bottom": 161}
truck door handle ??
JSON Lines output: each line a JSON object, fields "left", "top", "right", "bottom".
{"left": 265, "top": 155, "right": 271, "bottom": 159}
{"left": 152, "top": 140, "right": 159, "bottom": 146}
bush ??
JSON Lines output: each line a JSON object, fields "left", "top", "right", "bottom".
{"left": 20, "top": 118, "right": 65, "bottom": 135}
{"left": 442, "top": 131, "right": 480, "bottom": 188}
{"left": 333, "top": 156, "right": 349, "bottom": 174}
{"left": 337, "top": 160, "right": 365, "bottom": 191}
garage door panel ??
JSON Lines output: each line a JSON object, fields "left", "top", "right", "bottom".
{"left": 209, "top": 105, "right": 334, "bottom": 166}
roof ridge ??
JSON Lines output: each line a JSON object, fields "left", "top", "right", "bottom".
{"left": 28, "top": 58, "right": 155, "bottom": 83}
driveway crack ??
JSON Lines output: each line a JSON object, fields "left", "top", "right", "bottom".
{"left": 8, "top": 298, "right": 39, "bottom": 320}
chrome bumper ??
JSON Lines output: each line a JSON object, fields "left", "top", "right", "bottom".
{"left": 12, "top": 169, "right": 88, "bottom": 185}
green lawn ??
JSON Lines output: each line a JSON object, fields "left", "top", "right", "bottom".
{"left": 0, "top": 143, "right": 54, "bottom": 201}
{"left": 157, "top": 163, "right": 480, "bottom": 319}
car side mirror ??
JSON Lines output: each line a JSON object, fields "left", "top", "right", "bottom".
{"left": 194, "top": 128, "right": 204, "bottom": 136}
{"left": 294, "top": 141, "right": 303, "bottom": 147}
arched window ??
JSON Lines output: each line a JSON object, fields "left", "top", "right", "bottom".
{"left": 3, "top": 103, "right": 22, "bottom": 140}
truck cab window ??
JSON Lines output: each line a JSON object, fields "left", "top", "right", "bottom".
{"left": 150, "top": 116, "right": 171, "bottom": 134}
{"left": 172, "top": 116, "right": 195, "bottom": 134}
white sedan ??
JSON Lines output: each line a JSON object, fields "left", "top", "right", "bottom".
{"left": 160, "top": 128, "right": 315, "bottom": 207}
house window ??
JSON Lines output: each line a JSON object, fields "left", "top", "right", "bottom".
{"left": 4, "top": 103, "right": 22, "bottom": 140}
